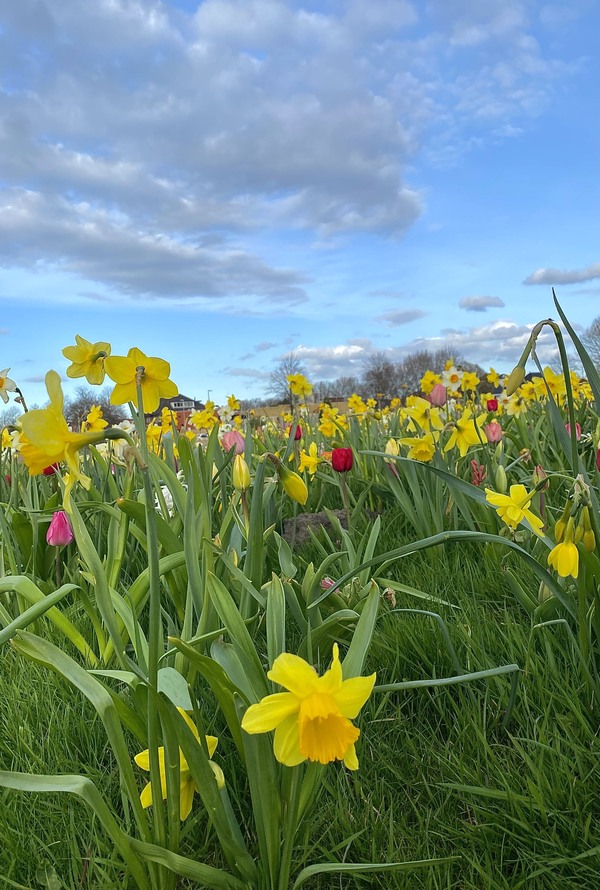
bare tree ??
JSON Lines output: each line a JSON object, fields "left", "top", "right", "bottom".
{"left": 267, "top": 354, "right": 307, "bottom": 409}
{"left": 362, "top": 351, "right": 398, "bottom": 398}
{"left": 0, "top": 404, "right": 22, "bottom": 427}
{"left": 581, "top": 316, "right": 600, "bottom": 370}
{"left": 64, "top": 386, "right": 127, "bottom": 430}
{"left": 397, "top": 351, "right": 435, "bottom": 394}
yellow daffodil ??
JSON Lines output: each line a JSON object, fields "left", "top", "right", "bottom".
{"left": 105, "top": 348, "right": 177, "bottom": 413}
{"left": 404, "top": 397, "right": 443, "bottom": 435}
{"left": 547, "top": 539, "right": 579, "bottom": 579}
{"left": 487, "top": 368, "right": 501, "bottom": 388}
{"left": 461, "top": 371, "right": 480, "bottom": 392}
{"left": 241, "top": 644, "right": 375, "bottom": 769}
{"left": 347, "top": 394, "right": 367, "bottom": 415}
{"left": 298, "top": 442, "right": 321, "bottom": 475}
{"left": 134, "top": 708, "right": 224, "bottom": 821}
{"left": 419, "top": 370, "right": 442, "bottom": 394}
{"left": 82, "top": 404, "right": 108, "bottom": 433}
{"left": 505, "top": 396, "right": 527, "bottom": 418}
{"left": 287, "top": 374, "right": 313, "bottom": 398}
{"left": 444, "top": 408, "right": 486, "bottom": 458}
{"left": 399, "top": 432, "right": 436, "bottom": 462}
{"left": 484, "top": 483, "right": 544, "bottom": 536}
{"left": 227, "top": 394, "right": 240, "bottom": 411}
{"left": 19, "top": 371, "right": 107, "bottom": 504}
{"left": 0, "top": 368, "right": 17, "bottom": 404}
{"left": 62, "top": 336, "right": 111, "bottom": 385}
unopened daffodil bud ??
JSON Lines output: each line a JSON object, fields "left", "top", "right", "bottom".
{"left": 554, "top": 501, "right": 571, "bottom": 543}
{"left": 232, "top": 454, "right": 251, "bottom": 492}
{"left": 494, "top": 464, "right": 507, "bottom": 494}
{"left": 277, "top": 464, "right": 308, "bottom": 505}
{"left": 505, "top": 365, "right": 525, "bottom": 396}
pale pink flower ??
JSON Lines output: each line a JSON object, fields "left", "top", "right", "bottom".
{"left": 221, "top": 429, "right": 246, "bottom": 454}
{"left": 484, "top": 421, "right": 503, "bottom": 443}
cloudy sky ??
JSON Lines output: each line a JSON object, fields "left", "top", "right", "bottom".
{"left": 1, "top": 0, "right": 598, "bottom": 407}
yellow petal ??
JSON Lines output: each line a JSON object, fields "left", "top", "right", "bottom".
{"left": 144, "top": 356, "right": 172, "bottom": 382}
{"left": 45, "top": 371, "right": 64, "bottom": 413}
{"left": 110, "top": 381, "right": 138, "bottom": 406}
{"left": 105, "top": 356, "right": 135, "bottom": 385}
{"left": 334, "top": 673, "right": 376, "bottom": 719}
{"left": 317, "top": 644, "right": 343, "bottom": 695}
{"left": 205, "top": 734, "right": 218, "bottom": 758}
{"left": 273, "top": 713, "right": 305, "bottom": 766}
{"left": 343, "top": 743, "right": 359, "bottom": 770}
{"left": 241, "top": 692, "right": 299, "bottom": 733}
{"left": 179, "top": 777, "right": 195, "bottom": 821}
{"left": 140, "top": 781, "right": 154, "bottom": 808}
{"left": 268, "top": 653, "right": 319, "bottom": 696}
{"left": 134, "top": 749, "right": 151, "bottom": 771}
{"left": 209, "top": 761, "right": 226, "bottom": 789}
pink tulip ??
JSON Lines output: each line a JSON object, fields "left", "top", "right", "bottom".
{"left": 429, "top": 384, "right": 447, "bottom": 407}
{"left": 46, "top": 511, "right": 74, "bottom": 547}
{"left": 565, "top": 422, "right": 581, "bottom": 441}
{"left": 484, "top": 421, "right": 503, "bottom": 443}
{"left": 221, "top": 430, "right": 245, "bottom": 454}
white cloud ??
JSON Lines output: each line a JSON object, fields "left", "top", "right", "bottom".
{"left": 523, "top": 264, "right": 600, "bottom": 285}
{"left": 459, "top": 295, "right": 505, "bottom": 311}
{"left": 291, "top": 342, "right": 372, "bottom": 378}
{"left": 254, "top": 341, "right": 277, "bottom": 352}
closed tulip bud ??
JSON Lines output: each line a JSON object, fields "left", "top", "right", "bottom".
{"left": 494, "top": 464, "right": 507, "bottom": 494}
{"left": 221, "top": 430, "right": 245, "bottom": 454}
{"left": 288, "top": 424, "right": 303, "bottom": 441}
{"left": 486, "top": 398, "right": 499, "bottom": 412}
{"left": 278, "top": 464, "right": 308, "bottom": 505}
{"left": 331, "top": 447, "right": 353, "bottom": 473}
{"left": 385, "top": 438, "right": 399, "bottom": 456}
{"left": 532, "top": 465, "right": 548, "bottom": 491}
{"left": 42, "top": 463, "right": 60, "bottom": 476}
{"left": 232, "top": 454, "right": 251, "bottom": 492}
{"left": 565, "top": 422, "right": 582, "bottom": 441}
{"left": 429, "top": 383, "right": 447, "bottom": 407}
{"left": 505, "top": 366, "right": 525, "bottom": 396}
{"left": 484, "top": 421, "right": 503, "bottom": 443}
{"left": 46, "top": 511, "right": 74, "bottom": 546}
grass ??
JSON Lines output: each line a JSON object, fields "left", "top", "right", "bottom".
{"left": 2, "top": 533, "right": 600, "bottom": 888}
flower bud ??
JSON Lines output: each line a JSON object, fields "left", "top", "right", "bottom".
{"left": 494, "top": 464, "right": 507, "bottom": 494}
{"left": 565, "top": 422, "right": 582, "bottom": 441}
{"left": 232, "top": 454, "right": 251, "bottom": 492}
{"left": 287, "top": 424, "right": 302, "bottom": 441}
{"left": 505, "top": 366, "right": 525, "bottom": 396}
{"left": 484, "top": 421, "right": 503, "bottom": 443}
{"left": 331, "top": 447, "right": 353, "bottom": 473}
{"left": 46, "top": 511, "right": 74, "bottom": 546}
{"left": 221, "top": 430, "right": 245, "bottom": 454}
{"left": 385, "top": 438, "right": 399, "bottom": 457}
{"left": 532, "top": 465, "right": 548, "bottom": 491}
{"left": 429, "top": 383, "right": 447, "bottom": 407}
{"left": 486, "top": 398, "right": 499, "bottom": 412}
{"left": 278, "top": 464, "right": 308, "bottom": 505}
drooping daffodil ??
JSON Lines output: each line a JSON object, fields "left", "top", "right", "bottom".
{"left": 134, "top": 708, "right": 224, "bottom": 821}
{"left": 19, "top": 371, "right": 109, "bottom": 505}
{"left": 0, "top": 368, "right": 17, "bottom": 404}
{"left": 484, "top": 483, "right": 544, "bottom": 536}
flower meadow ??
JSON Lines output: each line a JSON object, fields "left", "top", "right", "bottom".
{"left": 1, "top": 295, "right": 600, "bottom": 889}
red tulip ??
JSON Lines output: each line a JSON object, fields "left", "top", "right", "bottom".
{"left": 331, "top": 447, "right": 353, "bottom": 472}
{"left": 288, "top": 424, "right": 302, "bottom": 441}
{"left": 43, "top": 463, "right": 60, "bottom": 476}
{"left": 486, "top": 398, "right": 498, "bottom": 412}
{"left": 46, "top": 511, "right": 74, "bottom": 546}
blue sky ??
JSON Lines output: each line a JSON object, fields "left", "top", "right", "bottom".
{"left": 1, "top": 0, "right": 598, "bottom": 409}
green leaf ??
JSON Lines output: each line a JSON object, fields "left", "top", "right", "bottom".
{"left": 266, "top": 573, "right": 286, "bottom": 666}
{"left": 129, "top": 838, "right": 248, "bottom": 889}
{"left": 341, "top": 585, "right": 379, "bottom": 679}
{"left": 292, "top": 857, "right": 459, "bottom": 889}
{"left": 0, "top": 771, "right": 147, "bottom": 886}
{"left": 157, "top": 666, "right": 193, "bottom": 710}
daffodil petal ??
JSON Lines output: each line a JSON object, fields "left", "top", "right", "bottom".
{"left": 179, "top": 778, "right": 195, "bottom": 821}
{"left": 140, "top": 781, "right": 154, "bottom": 808}
{"left": 134, "top": 749, "right": 150, "bottom": 771}
{"left": 209, "top": 761, "right": 226, "bottom": 789}
{"left": 241, "top": 692, "right": 298, "bottom": 733}
{"left": 268, "top": 653, "right": 319, "bottom": 696}
{"left": 206, "top": 735, "right": 218, "bottom": 758}
{"left": 273, "top": 713, "right": 305, "bottom": 766}
{"left": 105, "top": 356, "right": 135, "bottom": 385}
{"left": 318, "top": 645, "right": 343, "bottom": 695}
{"left": 335, "top": 673, "right": 377, "bottom": 719}
{"left": 343, "top": 742, "right": 359, "bottom": 770}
